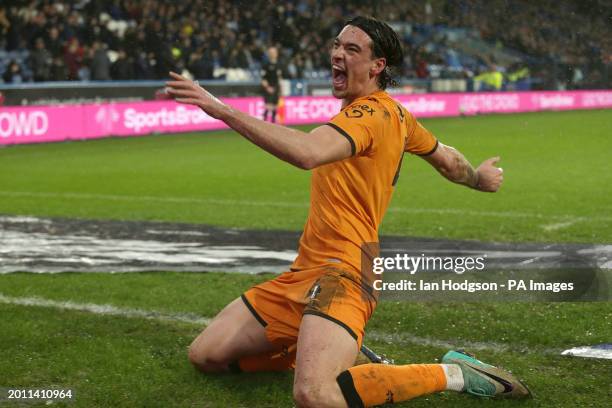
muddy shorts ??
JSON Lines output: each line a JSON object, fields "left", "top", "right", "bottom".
{"left": 241, "top": 267, "right": 376, "bottom": 365}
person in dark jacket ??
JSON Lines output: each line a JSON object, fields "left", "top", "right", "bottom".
{"left": 90, "top": 41, "right": 111, "bottom": 80}
{"left": 29, "top": 37, "right": 52, "bottom": 81}
{"left": 3, "top": 60, "right": 24, "bottom": 83}
{"left": 110, "top": 48, "right": 134, "bottom": 80}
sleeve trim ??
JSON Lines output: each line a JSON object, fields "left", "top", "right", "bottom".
{"left": 325, "top": 122, "right": 356, "bottom": 156}
{"left": 416, "top": 140, "right": 439, "bottom": 156}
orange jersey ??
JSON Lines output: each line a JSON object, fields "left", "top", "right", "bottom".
{"left": 290, "top": 90, "right": 438, "bottom": 276}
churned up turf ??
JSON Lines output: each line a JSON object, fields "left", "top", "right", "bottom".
{"left": 0, "top": 110, "right": 610, "bottom": 243}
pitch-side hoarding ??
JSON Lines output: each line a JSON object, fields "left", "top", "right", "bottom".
{"left": 1, "top": 90, "right": 611, "bottom": 145}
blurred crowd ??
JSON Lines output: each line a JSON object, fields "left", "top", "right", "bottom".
{"left": 443, "top": 0, "right": 611, "bottom": 89}
{"left": 0, "top": 0, "right": 610, "bottom": 89}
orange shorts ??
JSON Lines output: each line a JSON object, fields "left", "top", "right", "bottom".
{"left": 242, "top": 267, "right": 376, "bottom": 365}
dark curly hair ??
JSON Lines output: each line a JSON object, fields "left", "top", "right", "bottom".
{"left": 344, "top": 16, "right": 404, "bottom": 90}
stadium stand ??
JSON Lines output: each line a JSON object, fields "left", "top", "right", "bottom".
{"left": 0, "top": 0, "right": 610, "bottom": 90}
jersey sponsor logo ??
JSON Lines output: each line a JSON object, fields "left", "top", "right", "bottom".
{"left": 344, "top": 104, "right": 375, "bottom": 118}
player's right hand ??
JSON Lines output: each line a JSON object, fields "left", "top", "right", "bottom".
{"left": 165, "top": 71, "right": 228, "bottom": 118}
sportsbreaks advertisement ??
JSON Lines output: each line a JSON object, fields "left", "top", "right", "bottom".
{"left": 1, "top": 90, "right": 611, "bottom": 145}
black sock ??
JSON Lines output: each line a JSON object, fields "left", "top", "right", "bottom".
{"left": 263, "top": 109, "right": 269, "bottom": 120}
{"left": 271, "top": 109, "right": 277, "bottom": 123}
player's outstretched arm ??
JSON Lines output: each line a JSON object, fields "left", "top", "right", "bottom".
{"left": 165, "top": 72, "right": 351, "bottom": 169}
{"left": 422, "top": 143, "right": 504, "bottom": 192}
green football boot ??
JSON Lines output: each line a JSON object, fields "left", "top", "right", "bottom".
{"left": 442, "top": 350, "right": 532, "bottom": 399}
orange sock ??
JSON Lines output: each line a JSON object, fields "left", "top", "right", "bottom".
{"left": 231, "top": 344, "right": 296, "bottom": 372}
{"left": 337, "top": 364, "right": 447, "bottom": 407}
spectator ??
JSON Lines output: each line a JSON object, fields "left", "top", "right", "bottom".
{"left": 227, "top": 41, "right": 250, "bottom": 69}
{"left": 415, "top": 51, "right": 429, "bottom": 79}
{"left": 50, "top": 55, "right": 69, "bottom": 81}
{"left": 29, "top": 37, "right": 52, "bottom": 81}
{"left": 46, "top": 26, "right": 64, "bottom": 58}
{"left": 90, "top": 41, "right": 111, "bottom": 80}
{"left": 474, "top": 65, "right": 504, "bottom": 91}
{"left": 0, "top": 0, "right": 608, "bottom": 89}
{"left": 3, "top": 60, "right": 24, "bottom": 83}
{"left": 110, "top": 48, "right": 134, "bottom": 80}
{"left": 133, "top": 50, "right": 155, "bottom": 79}
{"left": 188, "top": 47, "right": 214, "bottom": 79}
{"left": 64, "top": 37, "right": 84, "bottom": 81}
{"left": 0, "top": 7, "right": 10, "bottom": 47}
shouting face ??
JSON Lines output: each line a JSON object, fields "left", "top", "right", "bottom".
{"left": 330, "top": 25, "right": 386, "bottom": 103}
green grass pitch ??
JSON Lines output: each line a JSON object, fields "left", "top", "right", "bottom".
{"left": 0, "top": 109, "right": 611, "bottom": 407}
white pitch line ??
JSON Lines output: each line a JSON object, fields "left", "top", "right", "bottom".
{"left": 388, "top": 207, "right": 576, "bottom": 221}
{"left": 0, "top": 190, "right": 308, "bottom": 208}
{"left": 366, "top": 330, "right": 513, "bottom": 353}
{"left": 0, "top": 294, "right": 211, "bottom": 326}
{"left": 366, "top": 330, "right": 559, "bottom": 356}
{"left": 0, "top": 293, "right": 561, "bottom": 356}
{"left": 0, "top": 190, "right": 607, "bottom": 222}
{"left": 541, "top": 219, "right": 579, "bottom": 232}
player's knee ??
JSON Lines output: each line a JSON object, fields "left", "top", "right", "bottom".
{"left": 187, "top": 343, "right": 209, "bottom": 369}
{"left": 292, "top": 385, "right": 316, "bottom": 408}
{"left": 293, "top": 383, "right": 342, "bottom": 408}
{"left": 187, "top": 341, "right": 230, "bottom": 372}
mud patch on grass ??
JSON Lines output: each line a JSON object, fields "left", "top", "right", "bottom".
{"left": 0, "top": 215, "right": 609, "bottom": 274}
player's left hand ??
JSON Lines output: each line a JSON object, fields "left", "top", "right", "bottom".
{"left": 476, "top": 156, "right": 504, "bottom": 192}
{"left": 165, "top": 71, "right": 228, "bottom": 118}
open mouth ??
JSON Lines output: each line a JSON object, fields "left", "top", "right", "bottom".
{"left": 332, "top": 66, "right": 347, "bottom": 89}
